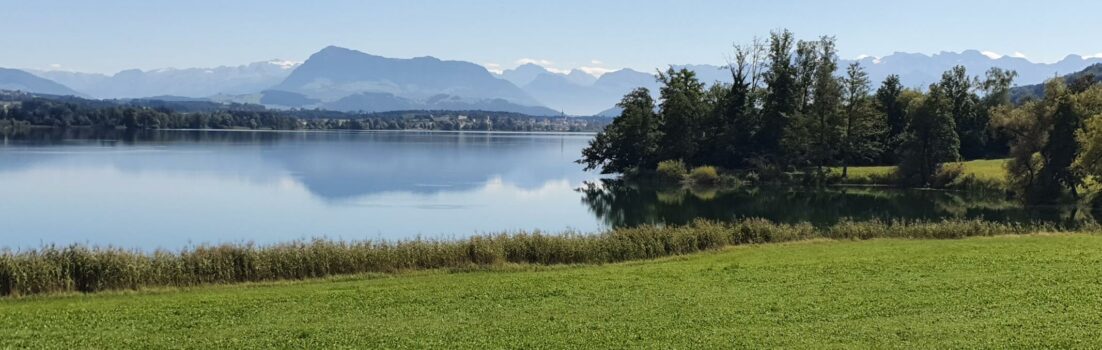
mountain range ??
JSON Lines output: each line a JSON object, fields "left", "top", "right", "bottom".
{"left": 2, "top": 48, "right": 1101, "bottom": 116}
{"left": 30, "top": 60, "right": 299, "bottom": 99}
{"left": 0, "top": 68, "right": 84, "bottom": 97}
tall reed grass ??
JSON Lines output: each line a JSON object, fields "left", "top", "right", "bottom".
{"left": 0, "top": 219, "right": 1078, "bottom": 297}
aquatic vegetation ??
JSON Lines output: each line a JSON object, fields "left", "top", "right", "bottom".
{"left": 0, "top": 219, "right": 1078, "bottom": 297}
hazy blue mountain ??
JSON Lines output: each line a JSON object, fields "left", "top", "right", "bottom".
{"left": 564, "top": 69, "right": 597, "bottom": 86}
{"left": 31, "top": 60, "right": 299, "bottom": 99}
{"left": 275, "top": 46, "right": 540, "bottom": 108}
{"left": 259, "top": 90, "right": 320, "bottom": 108}
{"left": 0, "top": 68, "right": 83, "bottom": 96}
{"left": 319, "top": 91, "right": 558, "bottom": 115}
{"left": 323, "top": 92, "right": 418, "bottom": 112}
{"left": 846, "top": 50, "right": 1102, "bottom": 88}
{"left": 497, "top": 64, "right": 657, "bottom": 115}
{"left": 499, "top": 63, "right": 552, "bottom": 87}
{"left": 595, "top": 106, "right": 622, "bottom": 117}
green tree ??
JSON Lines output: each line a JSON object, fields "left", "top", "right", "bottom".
{"left": 839, "top": 62, "right": 886, "bottom": 177}
{"left": 1073, "top": 86, "right": 1102, "bottom": 184}
{"left": 695, "top": 83, "right": 733, "bottom": 165}
{"left": 579, "top": 88, "right": 659, "bottom": 174}
{"left": 786, "top": 36, "right": 842, "bottom": 171}
{"left": 992, "top": 79, "right": 1082, "bottom": 203}
{"left": 656, "top": 68, "right": 706, "bottom": 162}
{"left": 939, "top": 66, "right": 984, "bottom": 159}
{"left": 875, "top": 74, "right": 907, "bottom": 162}
{"left": 757, "top": 29, "right": 798, "bottom": 161}
{"left": 897, "top": 84, "right": 960, "bottom": 187}
{"left": 979, "top": 67, "right": 1018, "bottom": 157}
{"left": 717, "top": 40, "right": 764, "bottom": 168}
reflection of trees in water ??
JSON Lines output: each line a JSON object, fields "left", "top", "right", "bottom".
{"left": 579, "top": 179, "right": 1098, "bottom": 229}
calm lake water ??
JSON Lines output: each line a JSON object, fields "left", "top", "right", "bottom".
{"left": 0, "top": 129, "right": 1092, "bottom": 250}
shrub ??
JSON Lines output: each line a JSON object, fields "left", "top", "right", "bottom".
{"left": 656, "top": 160, "right": 688, "bottom": 182}
{"left": 688, "top": 166, "right": 720, "bottom": 186}
{"left": 930, "top": 163, "right": 964, "bottom": 188}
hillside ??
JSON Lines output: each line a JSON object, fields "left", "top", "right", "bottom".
{"left": 0, "top": 68, "right": 83, "bottom": 97}
{"left": 1011, "top": 63, "right": 1102, "bottom": 102}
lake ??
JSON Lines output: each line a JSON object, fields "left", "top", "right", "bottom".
{"left": 0, "top": 129, "right": 1092, "bottom": 250}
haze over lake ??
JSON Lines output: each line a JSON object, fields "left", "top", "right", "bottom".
{"left": 0, "top": 129, "right": 1087, "bottom": 250}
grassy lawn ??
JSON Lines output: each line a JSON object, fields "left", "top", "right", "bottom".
{"left": 840, "top": 158, "right": 1009, "bottom": 184}
{"left": 3, "top": 234, "right": 1102, "bottom": 348}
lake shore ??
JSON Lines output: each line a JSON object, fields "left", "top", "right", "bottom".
{"left": 3, "top": 233, "right": 1100, "bottom": 348}
{"left": 0, "top": 218, "right": 1083, "bottom": 297}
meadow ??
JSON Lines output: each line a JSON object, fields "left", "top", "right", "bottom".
{"left": 838, "top": 158, "right": 1009, "bottom": 188}
{"left": 3, "top": 234, "right": 1101, "bottom": 348}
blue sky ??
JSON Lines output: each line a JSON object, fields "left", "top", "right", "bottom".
{"left": 2, "top": 0, "right": 1100, "bottom": 74}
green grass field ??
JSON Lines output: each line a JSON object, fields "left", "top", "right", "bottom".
{"left": 3, "top": 234, "right": 1101, "bottom": 348}
{"left": 840, "top": 158, "right": 1009, "bottom": 185}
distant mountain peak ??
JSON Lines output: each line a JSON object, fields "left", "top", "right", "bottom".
{"left": 0, "top": 68, "right": 83, "bottom": 97}
{"left": 273, "top": 46, "right": 545, "bottom": 112}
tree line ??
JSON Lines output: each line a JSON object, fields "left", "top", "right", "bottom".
{"left": 0, "top": 92, "right": 607, "bottom": 132}
{"left": 580, "top": 29, "right": 1102, "bottom": 203}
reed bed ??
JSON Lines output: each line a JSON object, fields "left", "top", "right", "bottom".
{"left": 0, "top": 219, "right": 1079, "bottom": 297}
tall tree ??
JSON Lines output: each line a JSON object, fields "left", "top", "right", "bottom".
{"left": 939, "top": 66, "right": 984, "bottom": 159}
{"left": 979, "top": 67, "right": 1018, "bottom": 157}
{"left": 897, "top": 84, "right": 960, "bottom": 187}
{"left": 757, "top": 29, "right": 798, "bottom": 161}
{"left": 578, "top": 88, "right": 659, "bottom": 174}
{"left": 839, "top": 62, "right": 886, "bottom": 177}
{"left": 804, "top": 36, "right": 843, "bottom": 170}
{"left": 992, "top": 79, "right": 1081, "bottom": 203}
{"left": 656, "top": 68, "right": 706, "bottom": 162}
{"left": 875, "top": 74, "right": 907, "bottom": 162}
{"left": 696, "top": 83, "right": 733, "bottom": 165}
{"left": 718, "top": 40, "right": 764, "bottom": 168}
{"left": 793, "top": 40, "right": 819, "bottom": 113}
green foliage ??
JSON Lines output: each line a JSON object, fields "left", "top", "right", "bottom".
{"left": 839, "top": 62, "right": 886, "bottom": 176}
{"left": 757, "top": 29, "right": 799, "bottom": 160}
{"left": 875, "top": 75, "right": 908, "bottom": 163}
{"left": 579, "top": 88, "right": 659, "bottom": 173}
{"left": 578, "top": 29, "right": 1036, "bottom": 195}
{"left": 0, "top": 91, "right": 604, "bottom": 132}
{"left": 995, "top": 80, "right": 1096, "bottom": 203}
{"left": 940, "top": 66, "right": 985, "bottom": 159}
{"left": 657, "top": 68, "right": 706, "bottom": 161}
{"left": 687, "top": 166, "right": 720, "bottom": 186}
{"left": 655, "top": 159, "right": 688, "bottom": 182}
{"left": 897, "top": 84, "right": 960, "bottom": 187}
{"left": 784, "top": 36, "right": 844, "bottom": 170}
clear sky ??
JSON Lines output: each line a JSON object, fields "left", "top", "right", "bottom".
{"left": 2, "top": 0, "right": 1100, "bottom": 74}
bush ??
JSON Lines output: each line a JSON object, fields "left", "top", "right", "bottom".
{"left": 930, "top": 163, "right": 964, "bottom": 188}
{"left": 656, "top": 160, "right": 688, "bottom": 182}
{"left": 688, "top": 166, "right": 720, "bottom": 186}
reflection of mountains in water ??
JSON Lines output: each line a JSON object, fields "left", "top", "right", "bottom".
{"left": 0, "top": 129, "right": 598, "bottom": 200}
{"left": 579, "top": 179, "right": 1098, "bottom": 229}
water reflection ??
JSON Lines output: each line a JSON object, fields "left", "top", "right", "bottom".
{"left": 2, "top": 128, "right": 597, "bottom": 200}
{"left": 579, "top": 179, "right": 1098, "bottom": 229}
{"left": 0, "top": 129, "right": 604, "bottom": 249}
{"left": 1, "top": 128, "right": 1098, "bottom": 250}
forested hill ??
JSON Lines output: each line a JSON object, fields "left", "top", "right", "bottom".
{"left": 1012, "top": 63, "right": 1102, "bottom": 102}
{"left": 0, "top": 90, "right": 607, "bottom": 132}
